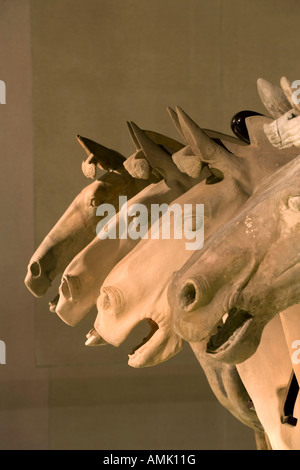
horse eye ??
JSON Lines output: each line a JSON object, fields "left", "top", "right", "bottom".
{"left": 288, "top": 196, "right": 300, "bottom": 211}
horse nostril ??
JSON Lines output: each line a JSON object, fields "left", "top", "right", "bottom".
{"left": 99, "top": 286, "right": 124, "bottom": 314}
{"left": 179, "top": 281, "right": 197, "bottom": 310}
{"left": 100, "top": 288, "right": 112, "bottom": 311}
{"left": 30, "top": 261, "right": 41, "bottom": 278}
{"left": 61, "top": 276, "right": 71, "bottom": 300}
{"left": 102, "top": 293, "right": 111, "bottom": 310}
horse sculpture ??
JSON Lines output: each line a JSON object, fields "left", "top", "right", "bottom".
{"left": 25, "top": 76, "right": 300, "bottom": 449}
{"left": 24, "top": 134, "right": 146, "bottom": 297}
{"left": 90, "top": 103, "right": 299, "bottom": 449}
{"left": 25, "top": 128, "right": 185, "bottom": 300}
{"left": 167, "top": 78, "right": 300, "bottom": 449}
{"left": 168, "top": 154, "right": 300, "bottom": 449}
{"left": 54, "top": 122, "right": 206, "bottom": 326}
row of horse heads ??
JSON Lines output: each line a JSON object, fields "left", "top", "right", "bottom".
{"left": 25, "top": 77, "right": 300, "bottom": 450}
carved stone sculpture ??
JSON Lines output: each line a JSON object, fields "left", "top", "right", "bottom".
{"left": 53, "top": 117, "right": 246, "bottom": 326}
{"left": 94, "top": 107, "right": 299, "bottom": 363}
{"left": 25, "top": 109, "right": 268, "bottom": 446}
{"left": 54, "top": 122, "right": 206, "bottom": 326}
{"left": 25, "top": 76, "right": 300, "bottom": 449}
{"left": 166, "top": 90, "right": 300, "bottom": 449}
{"left": 24, "top": 135, "right": 150, "bottom": 297}
{"left": 25, "top": 128, "right": 185, "bottom": 299}
{"left": 168, "top": 154, "right": 300, "bottom": 364}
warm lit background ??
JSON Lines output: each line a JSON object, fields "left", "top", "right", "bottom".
{"left": 0, "top": 0, "right": 299, "bottom": 449}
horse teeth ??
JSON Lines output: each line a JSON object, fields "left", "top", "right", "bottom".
{"left": 222, "top": 313, "right": 229, "bottom": 324}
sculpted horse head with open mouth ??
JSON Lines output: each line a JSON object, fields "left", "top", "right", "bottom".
{"left": 169, "top": 154, "right": 300, "bottom": 365}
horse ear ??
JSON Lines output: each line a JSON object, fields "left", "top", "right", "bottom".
{"left": 143, "top": 129, "right": 184, "bottom": 154}
{"left": 127, "top": 122, "right": 141, "bottom": 151}
{"left": 127, "top": 121, "right": 184, "bottom": 154}
{"left": 77, "top": 135, "right": 126, "bottom": 178}
{"left": 257, "top": 78, "right": 291, "bottom": 119}
{"left": 129, "top": 122, "right": 188, "bottom": 182}
{"left": 167, "top": 106, "right": 186, "bottom": 141}
{"left": 175, "top": 106, "right": 240, "bottom": 178}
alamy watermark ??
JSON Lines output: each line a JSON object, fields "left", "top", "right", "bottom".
{"left": 0, "top": 80, "right": 6, "bottom": 104}
{"left": 0, "top": 340, "right": 6, "bottom": 364}
{"left": 291, "top": 340, "right": 300, "bottom": 365}
{"left": 95, "top": 196, "right": 204, "bottom": 251}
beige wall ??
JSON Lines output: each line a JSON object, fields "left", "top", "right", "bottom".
{"left": 0, "top": 0, "right": 49, "bottom": 449}
{"left": 1, "top": 0, "right": 299, "bottom": 449}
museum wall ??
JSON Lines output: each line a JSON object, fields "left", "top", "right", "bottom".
{"left": 0, "top": 0, "right": 299, "bottom": 449}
